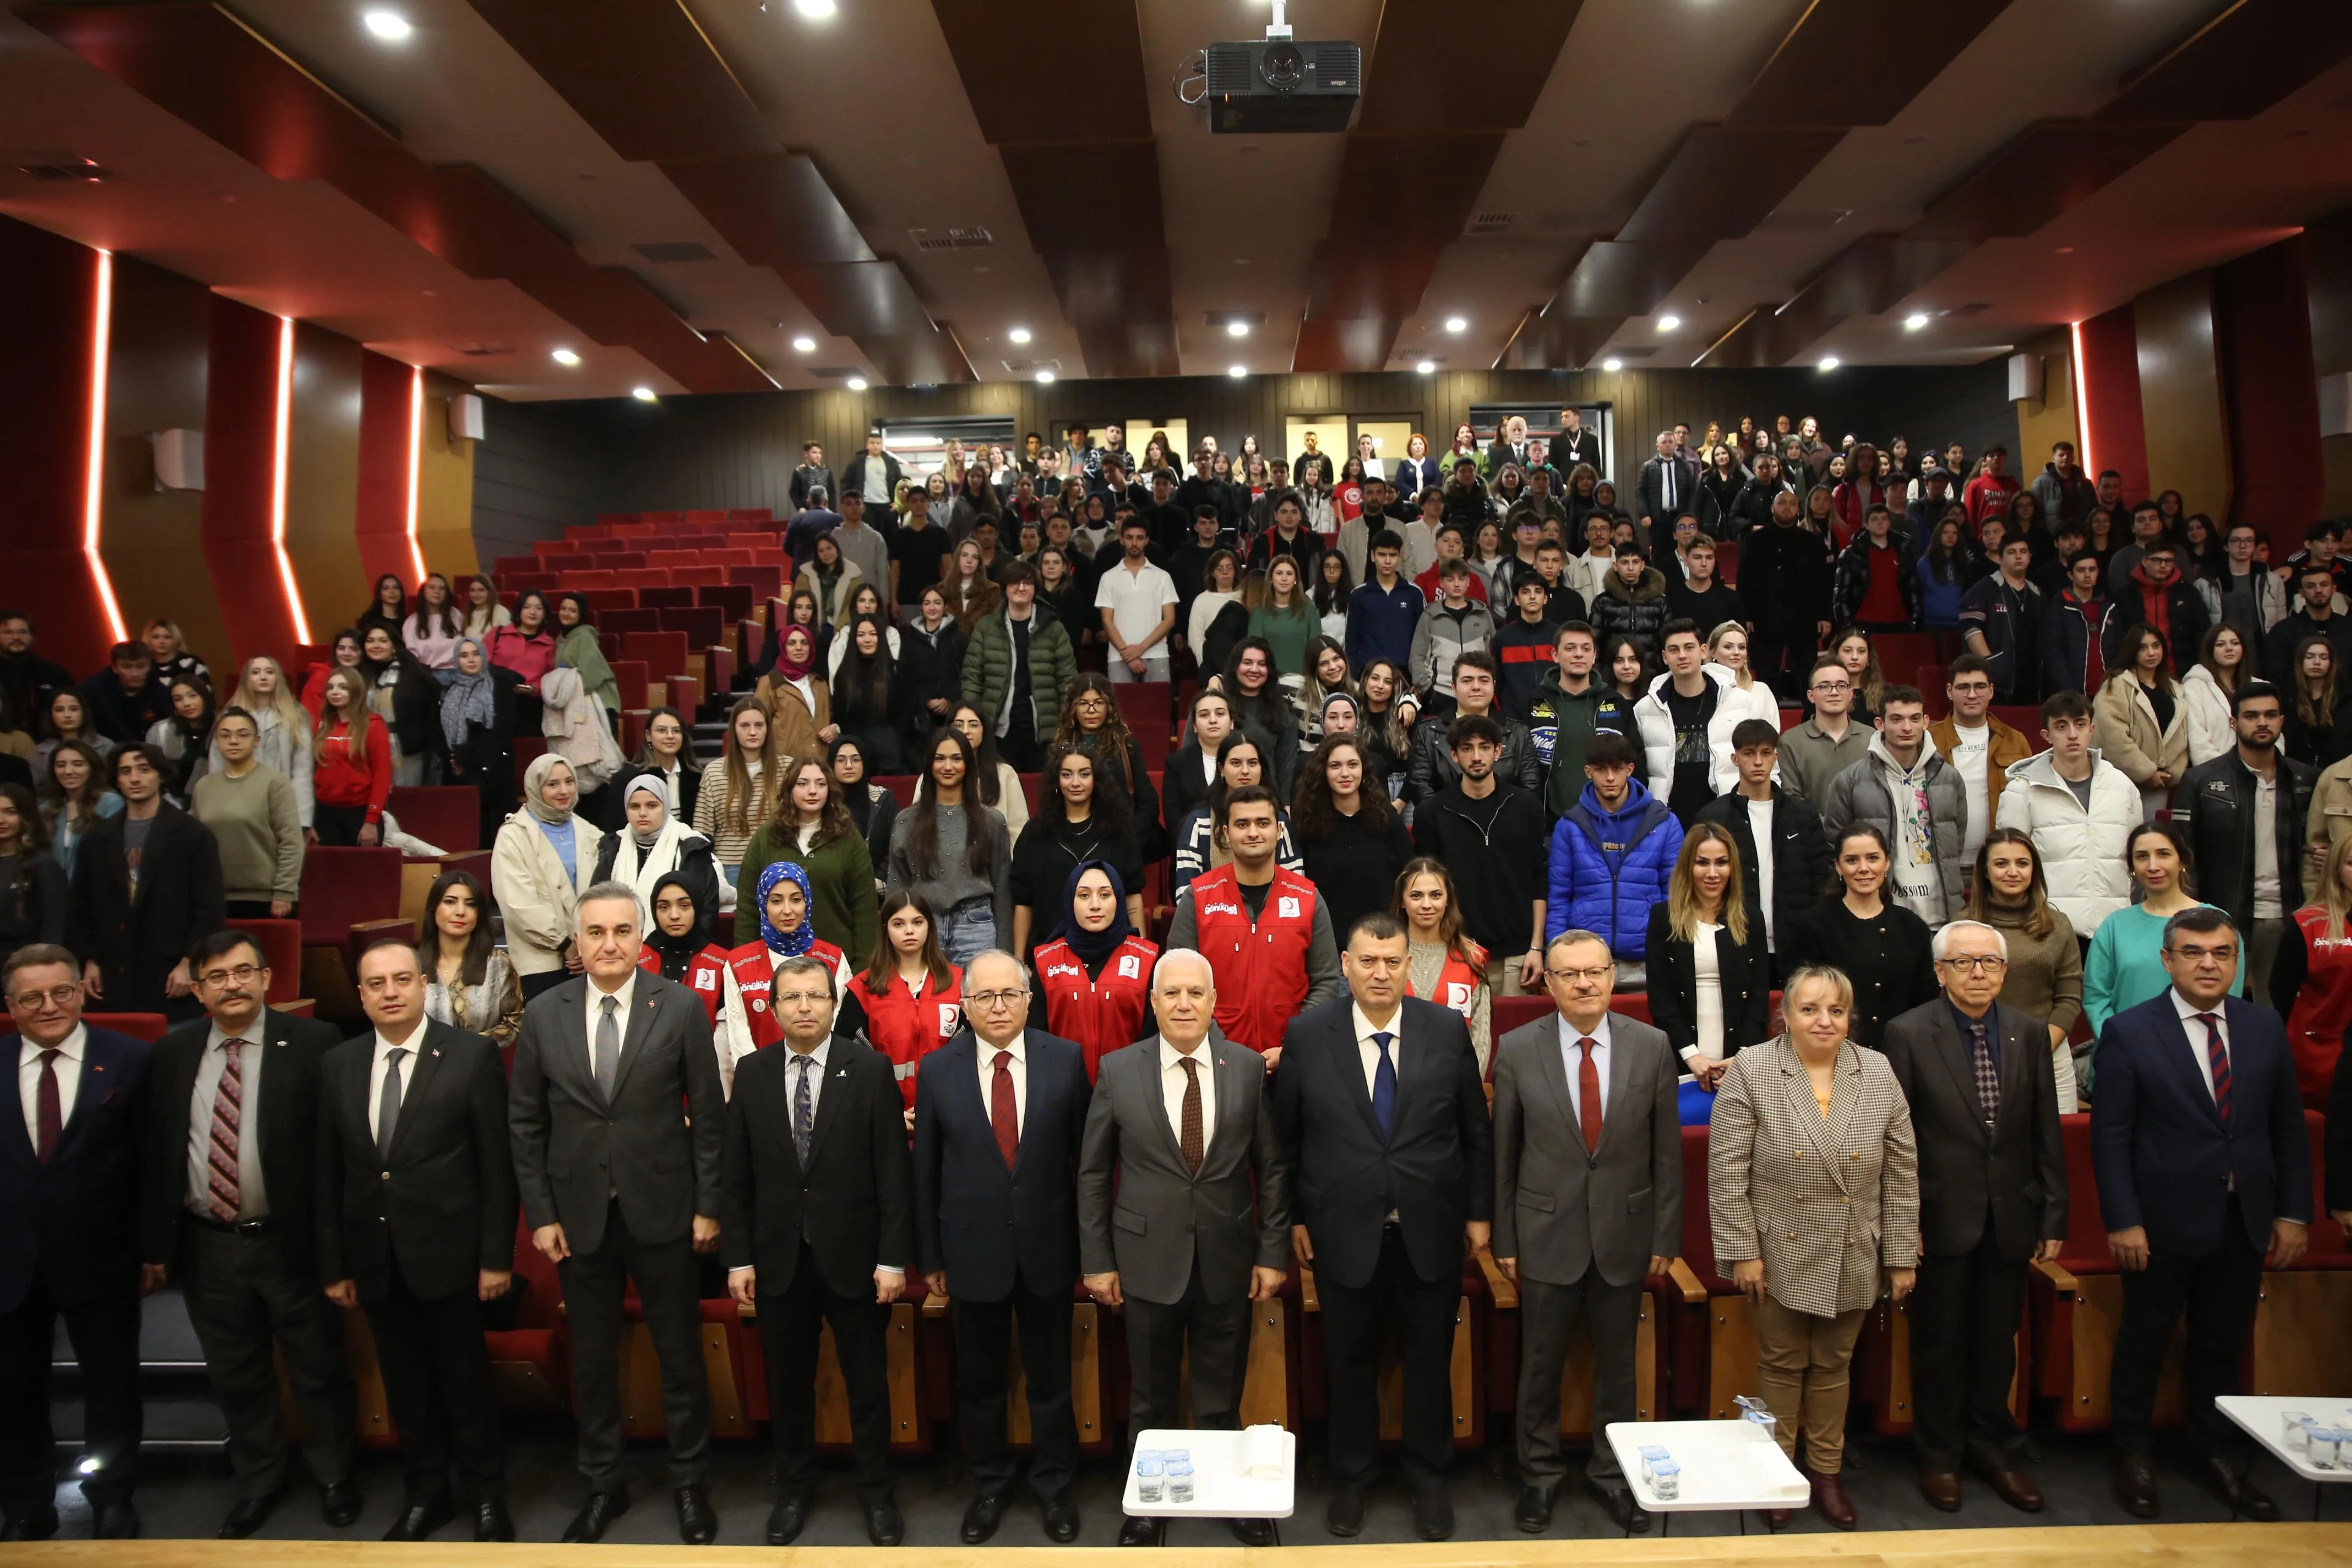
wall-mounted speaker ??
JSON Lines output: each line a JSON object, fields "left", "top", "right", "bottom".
{"left": 149, "top": 428, "right": 204, "bottom": 491}
{"left": 2321, "top": 372, "right": 2352, "bottom": 439}
{"left": 2007, "top": 352, "right": 2045, "bottom": 404}
{"left": 448, "top": 392, "right": 485, "bottom": 443}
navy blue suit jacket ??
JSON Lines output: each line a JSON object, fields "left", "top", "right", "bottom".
{"left": 911, "top": 1027, "right": 1089, "bottom": 1302}
{"left": 2090, "top": 993, "right": 2312, "bottom": 1256}
{"left": 1, "top": 1027, "right": 151, "bottom": 1311}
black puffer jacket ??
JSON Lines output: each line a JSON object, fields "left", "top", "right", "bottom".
{"left": 1832, "top": 530, "right": 1923, "bottom": 627}
{"left": 1588, "top": 566, "right": 1673, "bottom": 658}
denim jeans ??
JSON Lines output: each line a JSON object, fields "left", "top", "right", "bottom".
{"left": 939, "top": 897, "right": 999, "bottom": 967}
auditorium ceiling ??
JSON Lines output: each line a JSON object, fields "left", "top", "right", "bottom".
{"left": 4, "top": 0, "right": 2351, "bottom": 399}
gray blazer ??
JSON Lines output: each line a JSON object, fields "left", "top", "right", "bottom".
{"left": 1076, "top": 1029, "right": 1291, "bottom": 1306}
{"left": 1707, "top": 1034, "right": 1920, "bottom": 1318}
{"left": 1491, "top": 1011, "right": 1683, "bottom": 1288}
{"left": 507, "top": 972, "right": 726, "bottom": 1257}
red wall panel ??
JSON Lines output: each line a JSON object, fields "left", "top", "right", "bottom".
{"left": 202, "top": 295, "right": 303, "bottom": 668}
{"left": 2218, "top": 235, "right": 2327, "bottom": 541}
{"left": 356, "top": 350, "right": 421, "bottom": 589}
{"left": 2075, "top": 304, "right": 2149, "bottom": 500}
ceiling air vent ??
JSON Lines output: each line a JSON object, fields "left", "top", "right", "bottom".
{"left": 4, "top": 149, "right": 116, "bottom": 181}
{"left": 1954, "top": 302, "right": 1993, "bottom": 317}
{"left": 1465, "top": 211, "right": 1515, "bottom": 236}
{"left": 1000, "top": 358, "right": 1064, "bottom": 376}
{"left": 633, "top": 241, "right": 717, "bottom": 263}
{"left": 1756, "top": 208, "right": 1852, "bottom": 233}
{"left": 910, "top": 226, "right": 995, "bottom": 251}
{"left": 453, "top": 344, "right": 514, "bottom": 358}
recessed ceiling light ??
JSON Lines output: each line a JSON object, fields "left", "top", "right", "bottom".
{"left": 1817, "top": 356, "right": 1840, "bottom": 371}
{"left": 1443, "top": 317, "right": 1468, "bottom": 334}
{"left": 551, "top": 348, "right": 580, "bottom": 366}
{"left": 846, "top": 376, "right": 868, "bottom": 391}
{"left": 1229, "top": 364, "right": 1248, "bottom": 378}
{"left": 1903, "top": 312, "right": 1930, "bottom": 331}
{"left": 790, "top": 336, "right": 815, "bottom": 353}
{"left": 1008, "top": 326, "right": 1032, "bottom": 344}
{"left": 363, "top": 9, "right": 412, "bottom": 40}
{"left": 1415, "top": 360, "right": 1437, "bottom": 375}
{"left": 1226, "top": 321, "right": 1250, "bottom": 338}
{"left": 1657, "top": 315, "right": 1681, "bottom": 333}
{"left": 1035, "top": 370, "right": 1055, "bottom": 384}
{"left": 631, "top": 386, "right": 658, "bottom": 401}
{"left": 1601, "top": 358, "right": 1623, "bottom": 372}
{"left": 2054, "top": 246, "right": 2075, "bottom": 255}
{"left": 792, "top": 0, "right": 837, "bottom": 17}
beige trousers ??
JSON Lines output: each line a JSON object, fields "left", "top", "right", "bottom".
{"left": 1752, "top": 1297, "right": 1869, "bottom": 1474}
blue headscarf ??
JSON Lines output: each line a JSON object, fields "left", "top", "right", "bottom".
{"left": 755, "top": 860, "right": 816, "bottom": 957}
{"left": 1046, "top": 858, "right": 1134, "bottom": 971}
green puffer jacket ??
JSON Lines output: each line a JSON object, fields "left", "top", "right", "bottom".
{"left": 959, "top": 601, "right": 1077, "bottom": 738}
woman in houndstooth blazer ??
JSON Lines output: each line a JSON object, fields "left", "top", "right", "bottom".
{"left": 1708, "top": 965, "right": 1920, "bottom": 1531}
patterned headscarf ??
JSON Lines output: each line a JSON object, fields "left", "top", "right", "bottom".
{"left": 755, "top": 859, "right": 815, "bottom": 957}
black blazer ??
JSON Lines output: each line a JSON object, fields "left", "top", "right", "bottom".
{"left": 507, "top": 972, "right": 726, "bottom": 1257}
{"left": 315, "top": 1020, "right": 517, "bottom": 1302}
{"left": 1553, "top": 428, "right": 1604, "bottom": 473}
{"left": 69, "top": 802, "right": 225, "bottom": 1013}
{"left": 1880, "top": 999, "right": 2069, "bottom": 1260}
{"left": 910, "top": 1027, "right": 1090, "bottom": 1301}
{"left": 143, "top": 1007, "right": 343, "bottom": 1276}
{"left": 1642, "top": 904, "right": 1772, "bottom": 1062}
{"left": 1271, "top": 996, "right": 1495, "bottom": 1291}
{"left": 720, "top": 1034, "right": 913, "bottom": 1298}
{"left": 0, "top": 1025, "right": 149, "bottom": 1311}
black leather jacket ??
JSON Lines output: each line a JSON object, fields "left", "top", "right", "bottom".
{"left": 2173, "top": 750, "right": 2316, "bottom": 933}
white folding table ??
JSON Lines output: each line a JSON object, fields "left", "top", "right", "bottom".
{"left": 1118, "top": 1426, "right": 1296, "bottom": 1546}
{"left": 2216, "top": 1395, "right": 2352, "bottom": 1520}
{"left": 1605, "top": 1418, "right": 1812, "bottom": 1535}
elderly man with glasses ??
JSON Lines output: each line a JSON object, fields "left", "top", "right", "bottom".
{"left": 1880, "top": 921, "right": 2068, "bottom": 1515}
{"left": 911, "top": 949, "right": 1091, "bottom": 1545}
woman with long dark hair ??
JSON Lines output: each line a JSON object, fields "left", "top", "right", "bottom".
{"left": 2284, "top": 634, "right": 2352, "bottom": 769}
{"left": 828, "top": 735, "right": 900, "bottom": 884}
{"left": 358, "top": 624, "right": 442, "bottom": 788}
{"left": 2181, "top": 624, "right": 2249, "bottom": 767}
{"left": 733, "top": 754, "right": 876, "bottom": 960}
{"left": 1779, "top": 824, "right": 1937, "bottom": 1052}
{"left": 1050, "top": 674, "right": 1163, "bottom": 860}
{"left": 2093, "top": 623, "right": 2187, "bottom": 821}
{"left": 847, "top": 889, "right": 963, "bottom": 1125}
{"left": 39, "top": 741, "right": 118, "bottom": 882}
{"left": 404, "top": 572, "right": 466, "bottom": 673}
{"left": 1294, "top": 734, "right": 1411, "bottom": 943}
{"left": 946, "top": 703, "right": 1027, "bottom": 838}
{"left": 1172, "top": 731, "right": 1303, "bottom": 889}
{"left": 148, "top": 676, "right": 215, "bottom": 804}
{"left": 418, "top": 867, "right": 522, "bottom": 1043}
{"left": 0, "top": 781, "right": 67, "bottom": 970}
{"left": 356, "top": 573, "right": 407, "bottom": 646}
{"left": 1355, "top": 659, "right": 1420, "bottom": 800}
{"left": 1393, "top": 856, "right": 1491, "bottom": 1072}
{"left": 829, "top": 612, "right": 905, "bottom": 773}
{"left": 1027, "top": 860, "right": 1159, "bottom": 1082}
{"left": 630, "top": 704, "right": 703, "bottom": 823}
{"left": 1218, "top": 637, "right": 1301, "bottom": 800}
{"left": 1960, "top": 828, "right": 2084, "bottom": 1111}
{"left": 2082, "top": 821, "right": 2239, "bottom": 1086}
{"left": 485, "top": 589, "right": 558, "bottom": 733}
{"left": 312, "top": 668, "right": 393, "bottom": 845}
{"left": 885, "top": 728, "right": 1012, "bottom": 965}
{"left": 1009, "top": 742, "right": 1144, "bottom": 958}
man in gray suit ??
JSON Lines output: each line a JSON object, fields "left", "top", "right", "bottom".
{"left": 1077, "top": 949, "right": 1291, "bottom": 1548}
{"left": 1493, "top": 929, "right": 1683, "bottom": 1535}
{"left": 508, "top": 881, "right": 725, "bottom": 1545}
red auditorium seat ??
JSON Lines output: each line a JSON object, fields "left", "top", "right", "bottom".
{"left": 1874, "top": 632, "right": 1937, "bottom": 673}
{"left": 81, "top": 1013, "right": 169, "bottom": 1042}
{"left": 603, "top": 551, "right": 649, "bottom": 570}
{"left": 531, "top": 539, "right": 581, "bottom": 557}
{"left": 601, "top": 608, "right": 665, "bottom": 635}
{"left": 726, "top": 532, "right": 775, "bottom": 552}
{"left": 620, "top": 710, "right": 647, "bottom": 757}
{"left": 873, "top": 775, "right": 918, "bottom": 808}
{"left": 609, "top": 658, "right": 652, "bottom": 710}
{"left": 626, "top": 631, "right": 689, "bottom": 685}
{"left": 1492, "top": 993, "right": 1550, "bottom": 1039}
{"left": 649, "top": 550, "right": 703, "bottom": 570}
{"left": 484, "top": 1212, "right": 572, "bottom": 1414}
{"left": 594, "top": 513, "right": 636, "bottom": 529}
{"left": 673, "top": 566, "right": 726, "bottom": 588}
{"left": 726, "top": 564, "right": 782, "bottom": 601}
{"left": 659, "top": 606, "right": 722, "bottom": 650}
{"left": 614, "top": 521, "right": 661, "bottom": 538}
{"left": 1993, "top": 704, "right": 2042, "bottom": 736}
{"left": 639, "top": 586, "right": 695, "bottom": 609}
{"left": 704, "top": 549, "right": 756, "bottom": 568}
{"left": 2029, "top": 1112, "right": 2184, "bottom": 1430}
{"left": 560, "top": 569, "right": 617, "bottom": 592}
{"left": 685, "top": 510, "right": 727, "bottom": 525}
{"left": 298, "top": 846, "right": 409, "bottom": 1020}
{"left": 728, "top": 508, "right": 772, "bottom": 523}
{"left": 1111, "top": 681, "right": 1172, "bottom": 743}
{"left": 640, "top": 512, "right": 681, "bottom": 527}
{"left": 386, "top": 786, "right": 480, "bottom": 853}
{"left": 1913, "top": 666, "right": 1948, "bottom": 715}
{"left": 612, "top": 570, "right": 673, "bottom": 592}
{"left": 492, "top": 555, "right": 536, "bottom": 576}
{"left": 695, "top": 582, "right": 750, "bottom": 617}
{"left": 224, "top": 918, "right": 303, "bottom": 1003}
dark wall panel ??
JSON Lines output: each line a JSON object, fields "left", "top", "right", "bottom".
{"left": 2217, "top": 236, "right": 2326, "bottom": 533}
{"left": 475, "top": 396, "right": 616, "bottom": 558}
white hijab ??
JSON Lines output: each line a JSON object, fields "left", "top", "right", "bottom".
{"left": 607, "top": 774, "right": 697, "bottom": 919}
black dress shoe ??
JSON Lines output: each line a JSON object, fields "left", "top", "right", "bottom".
{"left": 960, "top": 1491, "right": 1009, "bottom": 1545}
{"left": 1118, "top": 1514, "right": 1161, "bottom": 1546}
{"left": 383, "top": 1496, "right": 455, "bottom": 1541}
{"left": 1412, "top": 1487, "right": 1455, "bottom": 1542}
{"left": 474, "top": 1499, "right": 515, "bottom": 1542}
{"left": 864, "top": 1500, "right": 904, "bottom": 1547}
{"left": 320, "top": 1482, "right": 363, "bottom": 1528}
{"left": 765, "top": 1493, "right": 809, "bottom": 1546}
{"left": 2112, "top": 1453, "right": 2160, "bottom": 1519}
{"left": 1590, "top": 1477, "right": 1651, "bottom": 1533}
{"left": 1326, "top": 1483, "right": 1365, "bottom": 1537}
{"left": 562, "top": 1489, "right": 630, "bottom": 1544}
{"left": 1515, "top": 1485, "right": 1555, "bottom": 1532}
{"left": 2192, "top": 1455, "right": 2278, "bottom": 1521}
{"left": 219, "top": 1493, "right": 280, "bottom": 1539}
{"left": 13, "top": 1504, "right": 61, "bottom": 1541}
{"left": 1231, "top": 1517, "right": 1275, "bottom": 1547}
{"left": 1040, "top": 1490, "right": 1080, "bottom": 1542}
{"left": 674, "top": 1483, "right": 718, "bottom": 1545}
{"left": 93, "top": 1502, "right": 140, "bottom": 1539}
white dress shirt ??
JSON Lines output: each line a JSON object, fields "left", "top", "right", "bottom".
{"left": 1159, "top": 1036, "right": 1216, "bottom": 1158}
{"left": 781, "top": 1035, "right": 831, "bottom": 1125}
{"left": 367, "top": 1027, "right": 426, "bottom": 1140}
{"left": 1556, "top": 1011, "right": 1613, "bottom": 1123}
{"left": 2170, "top": 988, "right": 2231, "bottom": 1103}
{"left": 974, "top": 1030, "right": 1028, "bottom": 1136}
{"left": 17, "top": 1025, "right": 86, "bottom": 1146}
{"left": 585, "top": 970, "right": 638, "bottom": 1072}
{"left": 1691, "top": 925, "right": 1724, "bottom": 1063}
{"left": 190, "top": 1022, "right": 269, "bottom": 1219}
{"left": 1351, "top": 1002, "right": 1405, "bottom": 1099}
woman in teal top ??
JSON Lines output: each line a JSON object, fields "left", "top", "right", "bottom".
{"left": 2081, "top": 821, "right": 2242, "bottom": 1094}
{"left": 1248, "top": 554, "right": 1321, "bottom": 677}
{"left": 552, "top": 591, "right": 621, "bottom": 714}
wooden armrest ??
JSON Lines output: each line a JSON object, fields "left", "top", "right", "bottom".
{"left": 736, "top": 1300, "right": 758, "bottom": 1322}
{"left": 1476, "top": 1250, "right": 1518, "bottom": 1310}
{"left": 2030, "top": 1256, "right": 2080, "bottom": 1294}
{"left": 1666, "top": 1256, "right": 1708, "bottom": 1304}
{"left": 1299, "top": 1265, "right": 1319, "bottom": 1313}
{"left": 921, "top": 1289, "right": 950, "bottom": 1318}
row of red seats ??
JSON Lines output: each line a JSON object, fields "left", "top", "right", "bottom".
{"left": 579, "top": 509, "right": 774, "bottom": 535}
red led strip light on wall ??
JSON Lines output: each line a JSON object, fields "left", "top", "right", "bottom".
{"left": 2068, "top": 319, "right": 2095, "bottom": 477}
{"left": 269, "top": 316, "right": 312, "bottom": 644}
{"left": 84, "top": 249, "right": 127, "bottom": 643}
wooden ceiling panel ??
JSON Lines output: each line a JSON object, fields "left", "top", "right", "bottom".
{"left": 463, "top": 0, "right": 775, "bottom": 162}
{"left": 2101, "top": 0, "right": 2352, "bottom": 124}
{"left": 1355, "top": 0, "right": 1584, "bottom": 134}
{"left": 1803, "top": 234, "right": 1980, "bottom": 318}
{"left": 1041, "top": 249, "right": 1175, "bottom": 332}
{"left": 1327, "top": 132, "right": 1502, "bottom": 244}
{"left": 1292, "top": 317, "right": 1404, "bottom": 374}
{"left": 929, "top": 0, "right": 1153, "bottom": 146}
{"left": 658, "top": 154, "right": 878, "bottom": 268}
{"left": 1076, "top": 323, "right": 1183, "bottom": 380}
{"left": 1555, "top": 240, "right": 1714, "bottom": 318}
{"left": 1908, "top": 121, "right": 2190, "bottom": 241}
{"left": 1306, "top": 240, "right": 1453, "bottom": 322}
{"left": 1728, "top": 0, "right": 2015, "bottom": 127}
{"left": 1501, "top": 315, "right": 1627, "bottom": 371}
{"left": 859, "top": 327, "right": 981, "bottom": 386}
{"left": 1615, "top": 125, "right": 1847, "bottom": 245}
{"left": 999, "top": 141, "right": 1164, "bottom": 252}
{"left": 779, "top": 261, "right": 941, "bottom": 339}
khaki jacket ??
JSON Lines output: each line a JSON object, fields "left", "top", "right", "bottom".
{"left": 1928, "top": 714, "right": 2035, "bottom": 824}
{"left": 2092, "top": 672, "right": 2187, "bottom": 788}
{"left": 2309, "top": 755, "right": 2352, "bottom": 852}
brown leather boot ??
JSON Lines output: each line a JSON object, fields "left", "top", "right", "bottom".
{"left": 1807, "top": 1467, "right": 1857, "bottom": 1531}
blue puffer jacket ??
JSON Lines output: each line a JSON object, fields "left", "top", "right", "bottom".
{"left": 1544, "top": 778, "right": 1684, "bottom": 959}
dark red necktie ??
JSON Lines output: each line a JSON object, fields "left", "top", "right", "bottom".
{"left": 1578, "top": 1038, "right": 1603, "bottom": 1155}
{"left": 33, "top": 1049, "right": 61, "bottom": 1164}
{"left": 2197, "top": 1013, "right": 2231, "bottom": 1124}
{"left": 990, "top": 1050, "right": 1019, "bottom": 1169}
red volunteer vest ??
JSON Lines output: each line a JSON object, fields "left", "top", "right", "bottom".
{"left": 1188, "top": 864, "right": 1319, "bottom": 1054}
{"left": 846, "top": 967, "right": 966, "bottom": 1110}
{"left": 1031, "top": 934, "right": 1159, "bottom": 1080}
{"left": 724, "top": 938, "right": 846, "bottom": 1051}
{"left": 639, "top": 944, "right": 729, "bottom": 1026}
{"left": 1405, "top": 939, "right": 1489, "bottom": 1075}
{"left": 2285, "top": 907, "right": 2352, "bottom": 1107}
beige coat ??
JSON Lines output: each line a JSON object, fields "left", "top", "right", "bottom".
{"left": 754, "top": 673, "right": 833, "bottom": 769}
{"left": 1707, "top": 1034, "right": 1920, "bottom": 1318}
{"left": 491, "top": 810, "right": 606, "bottom": 976}
{"left": 2309, "top": 754, "right": 2352, "bottom": 853}
{"left": 2092, "top": 671, "right": 2188, "bottom": 788}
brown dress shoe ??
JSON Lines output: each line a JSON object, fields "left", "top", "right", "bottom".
{"left": 1918, "top": 1468, "right": 1963, "bottom": 1512}
{"left": 2112, "top": 1452, "right": 2160, "bottom": 1518}
{"left": 1970, "top": 1456, "right": 2045, "bottom": 1513}
{"left": 1761, "top": 1509, "right": 1793, "bottom": 1529}
{"left": 1808, "top": 1468, "right": 1858, "bottom": 1531}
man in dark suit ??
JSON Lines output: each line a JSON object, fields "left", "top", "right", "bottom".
{"left": 1635, "top": 429, "right": 1698, "bottom": 541}
{"left": 1553, "top": 409, "right": 1603, "bottom": 473}
{"left": 721, "top": 954, "right": 913, "bottom": 1547}
{"left": 1274, "top": 912, "right": 1494, "bottom": 1541}
{"left": 508, "top": 881, "right": 726, "bottom": 1544}
{"left": 318, "top": 940, "right": 517, "bottom": 1542}
{"left": 1492, "top": 930, "right": 1681, "bottom": 1534}
{"left": 1881, "top": 921, "right": 2068, "bottom": 1515}
{"left": 2092, "top": 905, "right": 2309, "bottom": 1520}
{"left": 1, "top": 945, "right": 148, "bottom": 1540}
{"left": 1078, "top": 949, "right": 1291, "bottom": 1548}
{"left": 143, "top": 929, "right": 354, "bottom": 1539}
{"left": 913, "top": 949, "right": 1091, "bottom": 1545}
{"left": 70, "top": 744, "right": 224, "bottom": 1022}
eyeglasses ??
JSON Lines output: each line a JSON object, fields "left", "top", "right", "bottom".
{"left": 773, "top": 990, "right": 832, "bottom": 1007}
{"left": 1808, "top": 679, "right": 1851, "bottom": 693}
{"left": 7, "top": 984, "right": 81, "bottom": 1010}
{"left": 2165, "top": 943, "right": 2238, "bottom": 964}
{"left": 1547, "top": 965, "right": 1613, "bottom": 984}
{"left": 197, "top": 963, "right": 265, "bottom": 988}
{"left": 1936, "top": 956, "right": 2008, "bottom": 973}
{"left": 968, "top": 988, "right": 1028, "bottom": 1010}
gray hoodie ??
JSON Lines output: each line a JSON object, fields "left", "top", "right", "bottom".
{"left": 1406, "top": 598, "right": 1496, "bottom": 700}
{"left": 1820, "top": 733, "right": 1969, "bottom": 926}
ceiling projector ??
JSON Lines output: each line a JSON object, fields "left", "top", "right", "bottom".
{"left": 1201, "top": 4, "right": 1359, "bottom": 134}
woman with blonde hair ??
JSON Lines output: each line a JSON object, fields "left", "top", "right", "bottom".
{"left": 692, "top": 697, "right": 784, "bottom": 892}
{"left": 1393, "top": 854, "right": 1491, "bottom": 1072}
{"left": 491, "top": 753, "right": 605, "bottom": 999}
{"left": 1961, "top": 827, "right": 2084, "bottom": 1112}
{"left": 1705, "top": 622, "right": 1783, "bottom": 735}
{"left": 2269, "top": 831, "right": 2352, "bottom": 1107}
{"left": 213, "top": 654, "right": 317, "bottom": 831}
{"left": 1709, "top": 963, "right": 1919, "bottom": 1530}
{"left": 459, "top": 573, "right": 510, "bottom": 639}
{"left": 1645, "top": 823, "right": 1772, "bottom": 1087}
{"left": 2092, "top": 623, "right": 2188, "bottom": 821}
{"left": 140, "top": 617, "right": 209, "bottom": 692}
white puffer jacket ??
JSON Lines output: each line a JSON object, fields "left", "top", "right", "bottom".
{"left": 2179, "top": 663, "right": 2236, "bottom": 767}
{"left": 1992, "top": 748, "right": 2139, "bottom": 935}
{"left": 1634, "top": 663, "right": 1766, "bottom": 800}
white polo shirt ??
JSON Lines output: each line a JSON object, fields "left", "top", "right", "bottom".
{"left": 1094, "top": 557, "right": 1178, "bottom": 652}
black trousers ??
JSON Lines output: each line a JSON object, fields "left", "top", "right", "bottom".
{"left": 1750, "top": 624, "right": 1816, "bottom": 705}
{"left": 2111, "top": 1197, "right": 2264, "bottom": 1459}
{"left": 1515, "top": 1268, "right": 1643, "bottom": 1488}
{"left": 223, "top": 900, "right": 284, "bottom": 921}
{"left": 1909, "top": 1226, "right": 2028, "bottom": 1470}
{"left": 557, "top": 1199, "right": 710, "bottom": 1491}
{"left": 953, "top": 1280, "right": 1077, "bottom": 1499}
{"left": 362, "top": 1264, "right": 503, "bottom": 1502}
{"left": 758, "top": 1243, "right": 894, "bottom": 1504}
{"left": 998, "top": 703, "right": 1042, "bottom": 773}
{"left": 1122, "top": 1257, "right": 1252, "bottom": 1470}
{"left": 312, "top": 804, "right": 372, "bottom": 846}
{"left": 519, "top": 968, "right": 570, "bottom": 1001}
{"left": 179, "top": 1216, "right": 355, "bottom": 1499}
{"left": 0, "top": 1281, "right": 140, "bottom": 1515}
{"left": 1318, "top": 1225, "right": 1457, "bottom": 1492}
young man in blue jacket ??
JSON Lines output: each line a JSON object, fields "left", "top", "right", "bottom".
{"left": 1345, "top": 530, "right": 1425, "bottom": 672}
{"left": 1545, "top": 731, "right": 1683, "bottom": 979}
